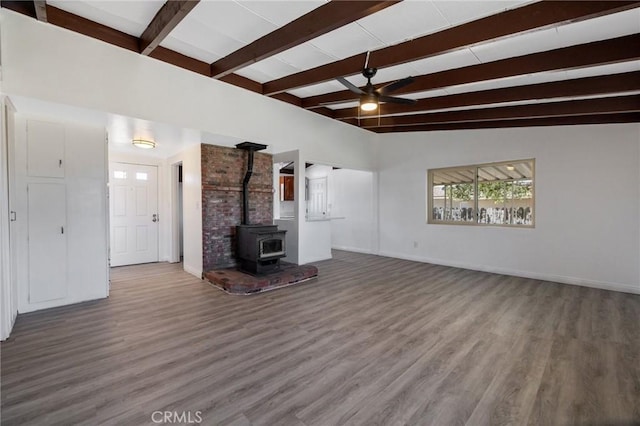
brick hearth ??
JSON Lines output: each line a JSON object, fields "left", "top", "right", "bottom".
{"left": 205, "top": 262, "right": 318, "bottom": 294}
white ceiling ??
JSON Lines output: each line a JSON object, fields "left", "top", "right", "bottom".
{"left": 45, "top": 1, "right": 640, "bottom": 105}
{"left": 291, "top": 6, "right": 640, "bottom": 105}
{"left": 236, "top": 0, "right": 534, "bottom": 83}
{"left": 163, "top": 0, "right": 327, "bottom": 64}
{"left": 47, "top": 0, "right": 165, "bottom": 37}
{"left": 10, "top": 0, "right": 640, "bottom": 151}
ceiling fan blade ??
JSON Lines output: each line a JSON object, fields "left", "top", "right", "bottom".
{"left": 379, "top": 95, "right": 416, "bottom": 105}
{"left": 377, "top": 76, "right": 415, "bottom": 96}
{"left": 337, "top": 77, "right": 365, "bottom": 95}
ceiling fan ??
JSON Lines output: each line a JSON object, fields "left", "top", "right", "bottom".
{"left": 337, "top": 52, "right": 417, "bottom": 112}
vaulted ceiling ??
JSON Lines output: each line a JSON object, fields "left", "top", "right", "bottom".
{"left": 3, "top": 0, "right": 639, "bottom": 133}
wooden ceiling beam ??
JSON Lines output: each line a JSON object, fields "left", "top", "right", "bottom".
{"left": 263, "top": 1, "right": 640, "bottom": 95}
{"left": 139, "top": 0, "right": 199, "bottom": 56}
{"left": 147, "top": 51, "right": 325, "bottom": 110}
{"left": 46, "top": 5, "right": 139, "bottom": 52}
{"left": 271, "top": 92, "right": 302, "bottom": 107}
{"left": 210, "top": 1, "right": 399, "bottom": 79}
{"left": 148, "top": 47, "right": 327, "bottom": 112}
{"left": 309, "top": 107, "right": 336, "bottom": 119}
{"left": 304, "top": 34, "right": 640, "bottom": 108}
{"left": 16, "top": 4, "right": 265, "bottom": 95}
{"left": 219, "top": 74, "right": 263, "bottom": 94}
{"left": 372, "top": 113, "right": 640, "bottom": 133}
{"left": 0, "top": 1, "right": 37, "bottom": 18}
{"left": 7, "top": 3, "right": 340, "bottom": 117}
{"left": 0, "top": 0, "right": 374, "bottom": 118}
{"left": 6, "top": 0, "right": 635, "bottom": 133}
{"left": 352, "top": 95, "right": 640, "bottom": 128}
{"left": 149, "top": 46, "right": 210, "bottom": 76}
{"left": 334, "top": 72, "right": 640, "bottom": 120}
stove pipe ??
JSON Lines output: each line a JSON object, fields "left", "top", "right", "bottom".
{"left": 235, "top": 142, "right": 268, "bottom": 225}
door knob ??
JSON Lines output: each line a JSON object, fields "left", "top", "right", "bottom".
{"left": 152, "top": 214, "right": 158, "bottom": 223}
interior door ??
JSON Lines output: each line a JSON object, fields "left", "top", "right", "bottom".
{"left": 307, "top": 177, "right": 328, "bottom": 218}
{"left": 28, "top": 183, "right": 67, "bottom": 303}
{"left": 27, "top": 120, "right": 65, "bottom": 178}
{"left": 109, "top": 163, "right": 159, "bottom": 266}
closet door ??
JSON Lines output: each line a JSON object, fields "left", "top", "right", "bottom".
{"left": 28, "top": 183, "right": 67, "bottom": 303}
{"left": 27, "top": 120, "right": 65, "bottom": 178}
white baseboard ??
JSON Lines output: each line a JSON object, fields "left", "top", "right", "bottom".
{"left": 18, "top": 294, "right": 109, "bottom": 314}
{"left": 183, "top": 264, "right": 203, "bottom": 279}
{"left": 331, "top": 245, "right": 374, "bottom": 255}
{"left": 377, "top": 250, "right": 640, "bottom": 295}
{"left": 0, "top": 311, "right": 16, "bottom": 341}
{"left": 300, "top": 254, "right": 333, "bottom": 264}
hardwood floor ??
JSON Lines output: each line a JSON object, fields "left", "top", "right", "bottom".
{"left": 1, "top": 250, "right": 639, "bottom": 425}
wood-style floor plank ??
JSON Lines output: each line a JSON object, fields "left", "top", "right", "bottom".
{"left": 1, "top": 250, "right": 639, "bottom": 425}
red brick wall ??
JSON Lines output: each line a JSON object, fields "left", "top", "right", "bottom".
{"left": 201, "top": 144, "right": 273, "bottom": 271}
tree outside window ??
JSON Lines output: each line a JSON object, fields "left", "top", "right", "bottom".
{"left": 429, "top": 159, "right": 534, "bottom": 227}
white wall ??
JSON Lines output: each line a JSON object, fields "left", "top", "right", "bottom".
{"left": 376, "top": 124, "right": 640, "bottom": 294}
{"left": 297, "top": 165, "right": 378, "bottom": 261}
{"left": 306, "top": 164, "right": 333, "bottom": 179}
{"left": 0, "top": 10, "right": 376, "bottom": 171}
{"left": 300, "top": 219, "right": 332, "bottom": 263}
{"left": 167, "top": 145, "right": 202, "bottom": 278}
{"left": 330, "top": 169, "right": 377, "bottom": 254}
{"left": 279, "top": 201, "right": 295, "bottom": 217}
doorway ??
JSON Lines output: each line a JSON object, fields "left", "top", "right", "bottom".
{"left": 170, "top": 162, "right": 184, "bottom": 263}
{"left": 109, "top": 162, "right": 159, "bottom": 266}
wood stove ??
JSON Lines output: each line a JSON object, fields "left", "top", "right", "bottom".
{"left": 235, "top": 142, "right": 286, "bottom": 275}
{"left": 236, "top": 224, "right": 286, "bottom": 274}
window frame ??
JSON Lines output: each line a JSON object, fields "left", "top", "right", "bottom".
{"left": 427, "top": 158, "right": 535, "bottom": 228}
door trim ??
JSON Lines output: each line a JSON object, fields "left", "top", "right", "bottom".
{"left": 170, "top": 161, "right": 182, "bottom": 263}
{"left": 1, "top": 97, "right": 18, "bottom": 340}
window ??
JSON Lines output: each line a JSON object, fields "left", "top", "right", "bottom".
{"left": 135, "top": 172, "right": 148, "bottom": 181}
{"left": 428, "top": 159, "right": 534, "bottom": 227}
{"left": 113, "top": 171, "right": 127, "bottom": 179}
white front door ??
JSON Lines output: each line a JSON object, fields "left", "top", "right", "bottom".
{"left": 109, "top": 163, "right": 159, "bottom": 266}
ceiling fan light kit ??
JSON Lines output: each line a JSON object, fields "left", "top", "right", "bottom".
{"left": 337, "top": 54, "right": 416, "bottom": 120}
{"left": 360, "top": 94, "right": 378, "bottom": 111}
